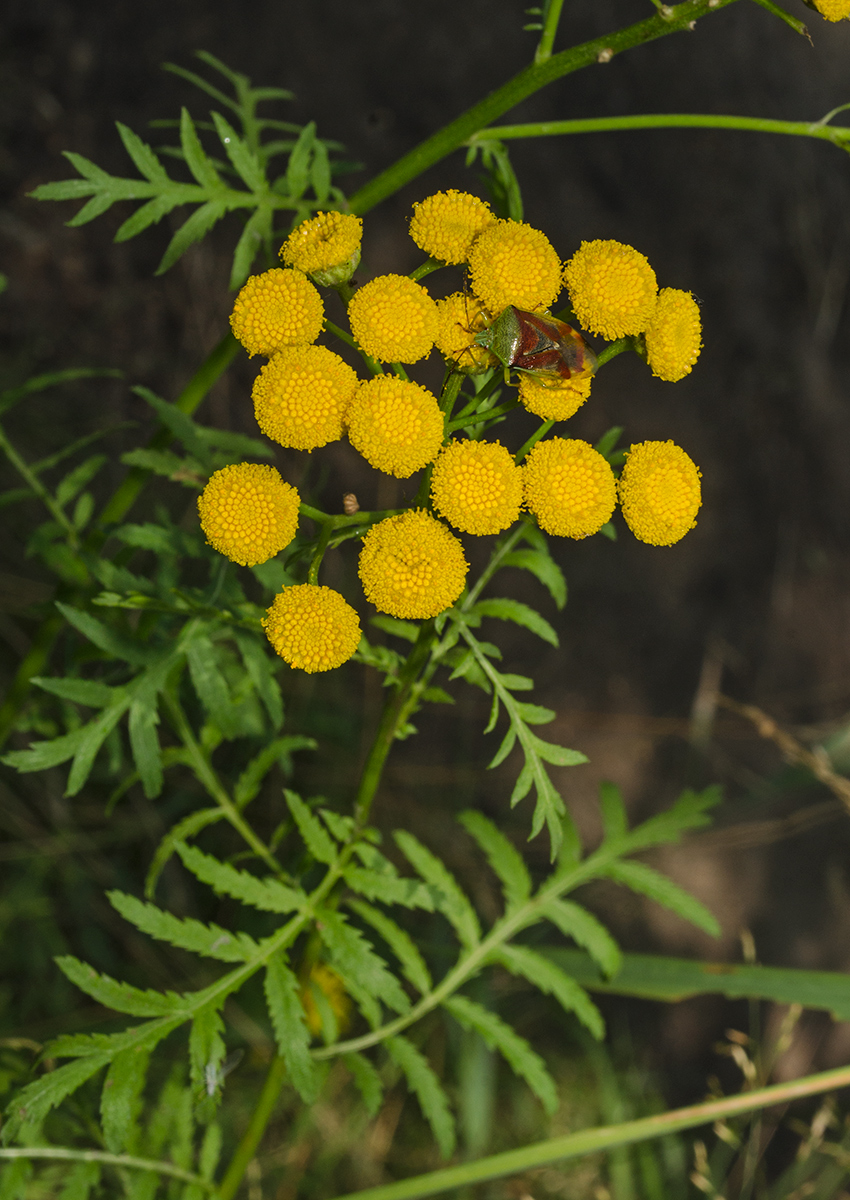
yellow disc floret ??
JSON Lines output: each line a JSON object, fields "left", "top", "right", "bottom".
{"left": 359, "top": 510, "right": 468, "bottom": 619}
{"left": 564, "top": 240, "right": 658, "bottom": 341}
{"left": 523, "top": 438, "right": 616, "bottom": 539}
{"left": 347, "top": 275, "right": 438, "bottom": 364}
{"left": 253, "top": 345, "right": 359, "bottom": 451}
{"left": 197, "top": 463, "right": 300, "bottom": 567}
{"left": 519, "top": 373, "right": 592, "bottom": 421}
{"left": 347, "top": 376, "right": 444, "bottom": 478}
{"left": 300, "top": 964, "right": 352, "bottom": 1039}
{"left": 409, "top": 190, "right": 497, "bottom": 264}
{"left": 617, "top": 440, "right": 701, "bottom": 546}
{"left": 262, "top": 584, "right": 362, "bottom": 672}
{"left": 468, "top": 220, "right": 563, "bottom": 314}
{"left": 280, "top": 212, "right": 363, "bottom": 286}
{"left": 644, "top": 288, "right": 702, "bottom": 382}
{"left": 434, "top": 292, "right": 497, "bottom": 372}
{"left": 430, "top": 439, "right": 522, "bottom": 536}
{"left": 230, "top": 269, "right": 324, "bottom": 357}
{"left": 810, "top": 0, "right": 850, "bottom": 18}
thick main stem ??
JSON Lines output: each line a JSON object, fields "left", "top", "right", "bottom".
{"left": 217, "top": 1055, "right": 289, "bottom": 1200}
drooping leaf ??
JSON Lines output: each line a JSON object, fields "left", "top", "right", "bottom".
{"left": 176, "top": 844, "right": 305, "bottom": 914}
{"left": 263, "top": 955, "right": 321, "bottom": 1102}
{"left": 347, "top": 899, "right": 432, "bottom": 994}
{"left": 343, "top": 1052, "right": 383, "bottom": 1118}
{"left": 385, "top": 1036, "right": 455, "bottom": 1159}
{"left": 444, "top": 993, "right": 559, "bottom": 1113}
{"left": 233, "top": 629, "right": 284, "bottom": 730}
{"left": 2, "top": 727, "right": 88, "bottom": 773}
{"left": 394, "top": 830, "right": 480, "bottom": 949}
{"left": 493, "top": 944, "right": 604, "bottom": 1040}
{"left": 458, "top": 810, "right": 531, "bottom": 913}
{"left": 185, "top": 635, "right": 240, "bottom": 738}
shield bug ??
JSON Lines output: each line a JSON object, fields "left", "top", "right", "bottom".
{"left": 473, "top": 306, "right": 597, "bottom": 386}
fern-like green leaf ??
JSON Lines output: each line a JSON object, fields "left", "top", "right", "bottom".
{"left": 501, "top": 548, "right": 567, "bottom": 609}
{"left": 212, "top": 112, "right": 265, "bottom": 192}
{"left": 385, "top": 1036, "right": 455, "bottom": 1159}
{"left": 286, "top": 790, "right": 336, "bottom": 864}
{"left": 66, "top": 701, "right": 131, "bottom": 795}
{"left": 107, "top": 891, "right": 260, "bottom": 961}
{"left": 188, "top": 1002, "right": 226, "bottom": 1094}
{"left": 116, "top": 122, "right": 170, "bottom": 184}
{"left": 176, "top": 844, "right": 305, "bottom": 914}
{"left": 179, "top": 108, "right": 222, "bottom": 189}
{"left": 347, "top": 899, "right": 432, "bottom": 994}
{"left": 57, "top": 1161, "right": 100, "bottom": 1200}
{"left": 230, "top": 204, "right": 272, "bottom": 289}
{"left": 343, "top": 866, "right": 435, "bottom": 911}
{"left": 157, "top": 199, "right": 229, "bottom": 275}
{"left": 470, "top": 598, "right": 558, "bottom": 647}
{"left": 101, "top": 1044, "right": 151, "bottom": 1152}
{"left": 444, "top": 993, "right": 559, "bottom": 1113}
{"left": 263, "top": 955, "right": 321, "bottom": 1102}
{"left": 316, "top": 909, "right": 410, "bottom": 1015}
{"left": 233, "top": 736, "right": 310, "bottom": 809}
{"left": 394, "top": 831, "right": 480, "bottom": 948}
{"left": 2, "top": 1055, "right": 111, "bottom": 1143}
{"left": 458, "top": 810, "right": 531, "bottom": 912}
{"left": 621, "top": 785, "right": 722, "bottom": 852}
{"left": 56, "top": 602, "right": 151, "bottom": 665}
{"left": 145, "top": 807, "right": 224, "bottom": 899}
{"left": 602, "top": 860, "right": 720, "bottom": 937}
{"left": 55, "top": 957, "right": 185, "bottom": 1018}
{"left": 538, "top": 898, "right": 622, "bottom": 978}
{"left": 493, "top": 944, "right": 604, "bottom": 1040}
{"left": 1, "top": 728, "right": 87, "bottom": 774}
{"left": 185, "top": 636, "right": 240, "bottom": 738}
{"left": 343, "top": 1052, "right": 383, "bottom": 1118}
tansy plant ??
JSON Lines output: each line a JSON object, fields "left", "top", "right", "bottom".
{"left": 2, "top": 8, "right": 850, "bottom": 1200}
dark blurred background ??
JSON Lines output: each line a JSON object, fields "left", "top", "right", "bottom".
{"left": 2, "top": 0, "right": 850, "bottom": 1118}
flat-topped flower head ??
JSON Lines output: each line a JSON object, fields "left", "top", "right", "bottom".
{"left": 347, "top": 275, "right": 438, "bottom": 364}
{"left": 347, "top": 376, "right": 444, "bottom": 478}
{"left": 644, "top": 288, "right": 702, "bottom": 382}
{"left": 253, "top": 345, "right": 358, "bottom": 451}
{"left": 468, "top": 220, "right": 563, "bottom": 313}
{"left": 519, "top": 373, "right": 592, "bottom": 422}
{"left": 280, "top": 211, "right": 363, "bottom": 286}
{"left": 430, "top": 439, "right": 522, "bottom": 536}
{"left": 230, "top": 269, "right": 324, "bottom": 357}
{"left": 618, "top": 440, "right": 701, "bottom": 546}
{"left": 197, "top": 463, "right": 300, "bottom": 567}
{"left": 564, "top": 240, "right": 657, "bottom": 341}
{"left": 263, "top": 584, "right": 361, "bottom": 672}
{"left": 359, "top": 510, "right": 468, "bottom": 619}
{"left": 409, "top": 190, "right": 496, "bottom": 265}
{"left": 434, "top": 292, "right": 497, "bottom": 372}
{"left": 808, "top": 0, "right": 850, "bottom": 18}
{"left": 523, "top": 438, "right": 616, "bottom": 539}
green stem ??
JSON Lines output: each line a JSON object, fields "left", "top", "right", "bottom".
{"left": 308, "top": 522, "right": 333, "bottom": 584}
{"left": 322, "top": 1063, "right": 850, "bottom": 1200}
{"left": 347, "top": 0, "right": 741, "bottom": 215}
{"left": 596, "top": 339, "right": 633, "bottom": 367}
{"left": 0, "top": 423, "right": 78, "bottom": 545}
{"left": 534, "top": 0, "right": 565, "bottom": 63}
{"left": 0, "top": 1148, "right": 212, "bottom": 1189}
{"left": 409, "top": 259, "right": 446, "bottom": 282}
{"left": 515, "top": 419, "right": 554, "bottom": 464}
{"left": 447, "top": 398, "right": 519, "bottom": 434}
{"left": 323, "top": 320, "right": 383, "bottom": 376}
{"left": 463, "top": 525, "right": 527, "bottom": 610}
{"left": 163, "top": 691, "right": 285, "bottom": 877}
{"left": 216, "top": 1055, "right": 289, "bottom": 1200}
{"left": 472, "top": 111, "right": 850, "bottom": 148}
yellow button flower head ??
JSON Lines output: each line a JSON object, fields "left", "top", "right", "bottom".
{"left": 434, "top": 292, "right": 497, "bottom": 372}
{"left": 430, "top": 439, "right": 522, "bottom": 536}
{"left": 347, "top": 376, "right": 444, "bottom": 478}
{"left": 230, "top": 269, "right": 324, "bottom": 357}
{"left": 359, "top": 510, "right": 468, "bottom": 619}
{"left": 280, "top": 211, "right": 363, "bottom": 286}
{"left": 300, "top": 963, "right": 352, "bottom": 1038}
{"left": 468, "top": 220, "right": 562, "bottom": 314}
{"left": 644, "top": 288, "right": 702, "bottom": 382}
{"left": 618, "top": 440, "right": 701, "bottom": 546}
{"left": 519, "top": 373, "right": 592, "bottom": 422}
{"left": 347, "top": 275, "right": 438, "bottom": 364}
{"left": 808, "top": 0, "right": 850, "bottom": 18}
{"left": 409, "top": 190, "right": 496, "bottom": 265}
{"left": 253, "top": 345, "right": 359, "bottom": 451}
{"left": 263, "top": 584, "right": 362, "bottom": 672}
{"left": 523, "top": 438, "right": 616, "bottom": 539}
{"left": 197, "top": 463, "right": 300, "bottom": 567}
{"left": 564, "top": 240, "right": 658, "bottom": 341}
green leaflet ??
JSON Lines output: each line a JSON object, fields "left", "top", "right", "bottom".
{"left": 500, "top": 547, "right": 567, "bottom": 610}
{"left": 343, "top": 1052, "right": 384, "bottom": 1118}
{"left": 458, "top": 810, "right": 531, "bottom": 912}
{"left": 316, "top": 909, "right": 410, "bottom": 1017}
{"left": 101, "top": 1045, "right": 151, "bottom": 1152}
{"left": 176, "top": 844, "right": 305, "bottom": 914}
{"left": 347, "top": 899, "right": 433, "bottom": 995}
{"left": 599, "top": 781, "right": 628, "bottom": 841}
{"left": 107, "top": 891, "right": 260, "bottom": 962}
{"left": 386, "top": 1036, "right": 455, "bottom": 1160}
{"left": 55, "top": 957, "right": 185, "bottom": 1018}
{"left": 2, "top": 1055, "right": 112, "bottom": 1143}
{"left": 617, "top": 785, "right": 722, "bottom": 852}
{"left": 343, "top": 866, "right": 436, "bottom": 911}
{"left": 491, "top": 944, "right": 604, "bottom": 1040}
{"left": 394, "top": 830, "right": 481, "bottom": 948}
{"left": 0, "top": 1158, "right": 31, "bottom": 1199}
{"left": 468, "top": 597, "right": 559, "bottom": 647}
{"left": 286, "top": 790, "right": 337, "bottom": 864}
{"left": 444, "top": 994, "right": 558, "bottom": 1115}
{"left": 263, "top": 955, "right": 321, "bottom": 1102}
{"left": 538, "top": 898, "right": 622, "bottom": 978}
{"left": 145, "top": 808, "right": 224, "bottom": 899}
{"left": 55, "top": 454, "right": 107, "bottom": 509}
{"left": 601, "top": 860, "right": 720, "bottom": 938}
{"left": 57, "top": 1161, "right": 100, "bottom": 1200}
{"left": 188, "top": 1002, "right": 226, "bottom": 1095}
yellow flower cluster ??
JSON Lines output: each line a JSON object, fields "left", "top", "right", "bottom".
{"left": 197, "top": 463, "right": 300, "bottom": 567}
{"left": 810, "top": 0, "right": 850, "bottom": 18}
{"left": 263, "top": 584, "right": 362, "bottom": 672}
{"left": 430, "top": 440, "right": 523, "bottom": 536}
{"left": 230, "top": 269, "right": 324, "bottom": 357}
{"left": 468, "top": 220, "right": 563, "bottom": 314}
{"left": 523, "top": 439, "right": 616, "bottom": 539}
{"left": 644, "top": 289, "right": 702, "bottom": 382}
{"left": 564, "top": 240, "right": 657, "bottom": 341}
{"left": 618, "top": 440, "right": 701, "bottom": 545}
{"left": 252, "top": 345, "right": 358, "bottom": 451}
{"left": 280, "top": 211, "right": 363, "bottom": 286}
{"left": 359, "top": 511, "right": 468, "bottom": 619}
{"left": 409, "top": 190, "right": 496, "bottom": 264}
{"left": 347, "top": 377, "right": 444, "bottom": 478}
{"left": 348, "top": 275, "right": 438, "bottom": 364}
{"left": 518, "top": 373, "right": 592, "bottom": 422}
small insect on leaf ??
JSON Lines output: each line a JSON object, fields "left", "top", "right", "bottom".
{"left": 475, "top": 306, "right": 597, "bottom": 385}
